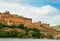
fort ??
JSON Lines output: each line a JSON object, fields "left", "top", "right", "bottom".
{"left": 0, "top": 11, "right": 50, "bottom": 28}
{"left": 0, "top": 11, "right": 60, "bottom": 39}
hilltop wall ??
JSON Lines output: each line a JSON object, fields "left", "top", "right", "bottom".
{"left": 0, "top": 11, "right": 50, "bottom": 28}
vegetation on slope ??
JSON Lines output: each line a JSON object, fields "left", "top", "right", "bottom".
{"left": 51, "top": 25, "right": 60, "bottom": 31}
{"left": 0, "top": 23, "right": 53, "bottom": 39}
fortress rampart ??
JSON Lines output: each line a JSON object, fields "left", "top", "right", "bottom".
{"left": 0, "top": 11, "right": 50, "bottom": 28}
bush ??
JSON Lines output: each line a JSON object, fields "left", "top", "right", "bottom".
{"left": 47, "top": 34, "right": 53, "bottom": 39}
{"left": 10, "top": 30, "right": 18, "bottom": 37}
{"left": 0, "top": 23, "right": 4, "bottom": 28}
{"left": 0, "top": 25, "right": 2, "bottom": 28}
{"left": 32, "top": 28, "right": 40, "bottom": 32}
{"left": 17, "top": 32, "right": 25, "bottom": 38}
{"left": 24, "top": 27, "right": 31, "bottom": 32}
{"left": 0, "top": 29, "right": 7, "bottom": 38}
{"left": 32, "top": 31, "right": 41, "bottom": 38}
{"left": 0, "top": 23, "right": 9, "bottom": 27}
{"left": 18, "top": 24, "right": 24, "bottom": 29}
{"left": 9, "top": 24, "right": 17, "bottom": 28}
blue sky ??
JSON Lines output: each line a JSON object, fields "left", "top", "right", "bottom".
{"left": 1, "top": 0, "right": 60, "bottom": 9}
{"left": 27, "top": 0, "right": 60, "bottom": 8}
{"left": 0, "top": 0, "right": 60, "bottom": 26}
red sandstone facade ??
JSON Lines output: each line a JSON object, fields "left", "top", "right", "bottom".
{"left": 0, "top": 11, "right": 50, "bottom": 28}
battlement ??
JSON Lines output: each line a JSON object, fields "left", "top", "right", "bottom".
{"left": 0, "top": 11, "right": 50, "bottom": 28}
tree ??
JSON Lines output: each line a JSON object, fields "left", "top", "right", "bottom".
{"left": 0, "top": 23, "right": 2, "bottom": 28}
{"left": 10, "top": 30, "right": 18, "bottom": 37}
{"left": 24, "top": 27, "right": 31, "bottom": 32}
{"left": 47, "top": 34, "right": 53, "bottom": 39}
{"left": 18, "top": 24, "right": 24, "bottom": 29}
{"left": 32, "top": 28, "right": 40, "bottom": 32}
{"left": 4, "top": 31, "right": 11, "bottom": 38}
{"left": 9, "top": 24, "right": 17, "bottom": 28}
{"left": 31, "top": 31, "right": 41, "bottom": 38}
{"left": 0, "top": 29, "right": 7, "bottom": 38}
{"left": 17, "top": 32, "right": 25, "bottom": 38}
{"left": 0, "top": 23, "right": 9, "bottom": 28}
{"left": 0, "top": 25, "right": 2, "bottom": 28}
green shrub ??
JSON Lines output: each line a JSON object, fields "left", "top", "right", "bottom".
{"left": 10, "top": 30, "right": 18, "bottom": 37}
{"left": 17, "top": 32, "right": 25, "bottom": 38}
{"left": 32, "top": 31, "right": 41, "bottom": 38}
{"left": 9, "top": 24, "right": 17, "bottom": 28}
{"left": 32, "top": 28, "right": 40, "bottom": 32}
{"left": 0, "top": 29, "right": 7, "bottom": 38}
{"left": 47, "top": 34, "right": 53, "bottom": 39}
{"left": 18, "top": 24, "right": 24, "bottom": 29}
{"left": 24, "top": 27, "right": 31, "bottom": 32}
{"left": 0, "top": 23, "right": 9, "bottom": 27}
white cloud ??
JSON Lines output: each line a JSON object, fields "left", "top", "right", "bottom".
{"left": 29, "top": 5, "right": 58, "bottom": 15}
{"left": 52, "top": 15, "right": 60, "bottom": 25}
{"left": 0, "top": 1, "right": 60, "bottom": 26}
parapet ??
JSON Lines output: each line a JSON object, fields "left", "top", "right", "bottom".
{"left": 23, "top": 17, "right": 32, "bottom": 20}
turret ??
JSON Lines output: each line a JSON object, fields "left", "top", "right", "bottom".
{"left": 4, "top": 11, "right": 10, "bottom": 14}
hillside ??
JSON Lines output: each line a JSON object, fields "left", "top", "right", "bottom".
{"left": 0, "top": 11, "right": 60, "bottom": 39}
{"left": 51, "top": 25, "right": 60, "bottom": 31}
{"left": 0, "top": 23, "right": 53, "bottom": 39}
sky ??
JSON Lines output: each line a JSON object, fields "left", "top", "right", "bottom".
{"left": 0, "top": 0, "right": 60, "bottom": 26}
